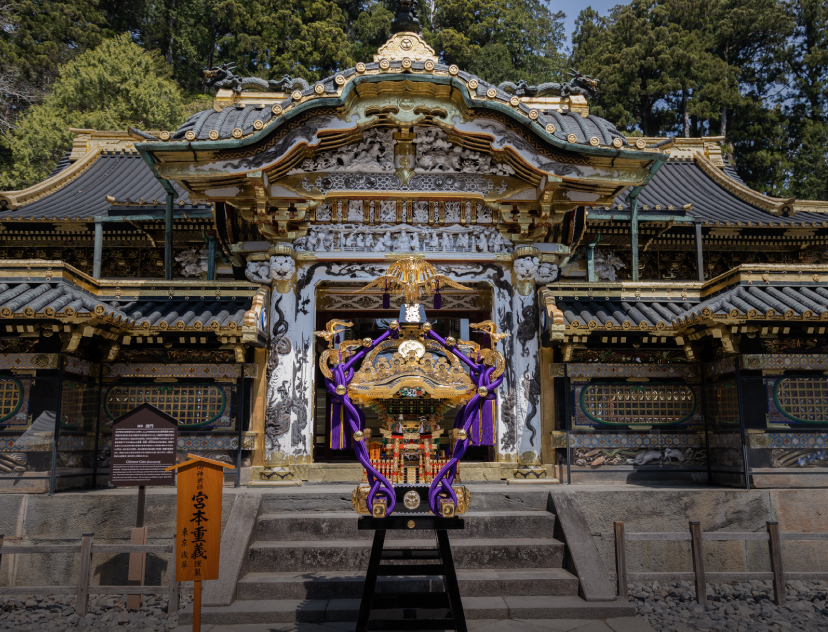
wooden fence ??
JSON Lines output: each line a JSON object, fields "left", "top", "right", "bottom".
{"left": 602, "top": 521, "right": 828, "bottom": 606}
{"left": 0, "top": 533, "right": 179, "bottom": 616}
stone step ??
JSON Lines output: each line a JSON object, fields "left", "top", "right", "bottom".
{"left": 255, "top": 510, "right": 556, "bottom": 541}
{"left": 179, "top": 595, "right": 635, "bottom": 625}
{"left": 236, "top": 568, "right": 579, "bottom": 600}
{"left": 247, "top": 537, "right": 565, "bottom": 572}
{"left": 258, "top": 485, "right": 552, "bottom": 514}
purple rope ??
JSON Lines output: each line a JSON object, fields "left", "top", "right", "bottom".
{"left": 325, "top": 329, "right": 396, "bottom": 515}
{"left": 424, "top": 329, "right": 503, "bottom": 515}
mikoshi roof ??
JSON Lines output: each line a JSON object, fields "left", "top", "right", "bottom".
{"left": 0, "top": 130, "right": 211, "bottom": 221}
{"left": 0, "top": 261, "right": 269, "bottom": 342}
{"left": 542, "top": 265, "right": 828, "bottom": 336}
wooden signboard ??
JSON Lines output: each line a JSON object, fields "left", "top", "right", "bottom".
{"left": 111, "top": 403, "right": 178, "bottom": 487}
{"left": 166, "top": 454, "right": 234, "bottom": 632}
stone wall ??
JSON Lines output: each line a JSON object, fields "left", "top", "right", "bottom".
{"left": 1, "top": 486, "right": 827, "bottom": 593}
{"left": 0, "top": 488, "right": 236, "bottom": 590}
{"left": 572, "top": 487, "right": 828, "bottom": 578}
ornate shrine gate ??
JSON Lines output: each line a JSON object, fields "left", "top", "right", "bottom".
{"left": 134, "top": 26, "right": 664, "bottom": 484}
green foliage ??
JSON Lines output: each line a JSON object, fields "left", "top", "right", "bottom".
{"left": 0, "top": 0, "right": 108, "bottom": 82}
{"left": 571, "top": 0, "right": 826, "bottom": 199}
{"left": 426, "top": 0, "right": 567, "bottom": 85}
{"left": 0, "top": 34, "right": 184, "bottom": 189}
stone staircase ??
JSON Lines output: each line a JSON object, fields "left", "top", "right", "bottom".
{"left": 182, "top": 486, "right": 633, "bottom": 626}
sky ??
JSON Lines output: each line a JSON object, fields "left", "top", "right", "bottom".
{"left": 551, "top": 0, "right": 623, "bottom": 45}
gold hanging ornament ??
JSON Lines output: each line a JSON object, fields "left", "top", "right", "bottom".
{"left": 354, "top": 257, "right": 473, "bottom": 304}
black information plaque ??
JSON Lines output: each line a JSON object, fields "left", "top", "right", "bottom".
{"left": 110, "top": 403, "right": 179, "bottom": 487}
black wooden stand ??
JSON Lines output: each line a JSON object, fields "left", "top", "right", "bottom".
{"left": 356, "top": 515, "right": 467, "bottom": 632}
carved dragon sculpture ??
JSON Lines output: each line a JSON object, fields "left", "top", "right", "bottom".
{"left": 497, "top": 69, "right": 600, "bottom": 98}
{"left": 203, "top": 63, "right": 311, "bottom": 95}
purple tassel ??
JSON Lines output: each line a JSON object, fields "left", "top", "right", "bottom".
{"left": 334, "top": 333, "right": 340, "bottom": 345}
{"left": 471, "top": 397, "right": 497, "bottom": 446}
{"left": 329, "top": 402, "right": 351, "bottom": 450}
{"left": 382, "top": 281, "right": 390, "bottom": 309}
{"left": 433, "top": 280, "right": 442, "bottom": 309}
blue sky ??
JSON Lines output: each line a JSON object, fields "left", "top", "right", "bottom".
{"left": 551, "top": 0, "right": 624, "bottom": 45}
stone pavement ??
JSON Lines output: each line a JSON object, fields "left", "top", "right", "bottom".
{"left": 171, "top": 617, "right": 655, "bottom": 632}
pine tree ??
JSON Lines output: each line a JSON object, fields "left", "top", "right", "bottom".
{"left": 0, "top": 34, "right": 184, "bottom": 189}
{"left": 427, "top": 0, "right": 567, "bottom": 86}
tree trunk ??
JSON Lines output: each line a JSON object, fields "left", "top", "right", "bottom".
{"left": 720, "top": 106, "right": 727, "bottom": 137}
{"left": 683, "top": 88, "right": 690, "bottom": 138}
{"left": 166, "top": 0, "right": 176, "bottom": 66}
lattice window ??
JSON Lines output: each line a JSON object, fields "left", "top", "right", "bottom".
{"left": 0, "top": 379, "right": 22, "bottom": 423}
{"left": 773, "top": 378, "right": 828, "bottom": 423}
{"left": 104, "top": 384, "right": 227, "bottom": 427}
{"left": 580, "top": 383, "right": 696, "bottom": 425}
{"left": 60, "top": 380, "right": 98, "bottom": 429}
{"left": 704, "top": 380, "right": 740, "bottom": 426}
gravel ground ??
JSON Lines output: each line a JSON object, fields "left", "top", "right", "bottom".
{"left": 0, "top": 592, "right": 193, "bottom": 631}
{"left": 631, "top": 580, "right": 828, "bottom": 632}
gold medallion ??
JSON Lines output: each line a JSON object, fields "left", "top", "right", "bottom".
{"left": 403, "top": 491, "right": 421, "bottom": 510}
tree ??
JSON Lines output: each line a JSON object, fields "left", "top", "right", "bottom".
{"left": 571, "top": 0, "right": 684, "bottom": 136}
{"left": 780, "top": 0, "right": 828, "bottom": 200}
{"left": 0, "top": 34, "right": 184, "bottom": 189}
{"left": 427, "top": 0, "right": 567, "bottom": 86}
{"left": 710, "top": 0, "right": 793, "bottom": 136}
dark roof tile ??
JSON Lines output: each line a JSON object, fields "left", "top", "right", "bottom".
{"left": 0, "top": 153, "right": 209, "bottom": 219}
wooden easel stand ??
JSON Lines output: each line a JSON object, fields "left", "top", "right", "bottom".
{"left": 356, "top": 515, "right": 467, "bottom": 632}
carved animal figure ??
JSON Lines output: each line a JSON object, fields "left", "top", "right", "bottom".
{"left": 663, "top": 448, "right": 687, "bottom": 463}
{"left": 204, "top": 64, "right": 270, "bottom": 94}
{"left": 204, "top": 64, "right": 311, "bottom": 96}
{"left": 634, "top": 449, "right": 662, "bottom": 465}
{"left": 497, "top": 68, "right": 599, "bottom": 99}
{"left": 271, "top": 74, "right": 311, "bottom": 93}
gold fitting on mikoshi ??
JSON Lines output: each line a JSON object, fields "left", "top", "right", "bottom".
{"left": 335, "top": 385, "right": 347, "bottom": 395}
{"left": 422, "top": 322, "right": 432, "bottom": 332}
{"left": 390, "top": 320, "right": 399, "bottom": 330}
{"left": 372, "top": 499, "right": 388, "bottom": 518}
{"left": 445, "top": 336, "right": 456, "bottom": 347}
{"left": 477, "top": 386, "right": 489, "bottom": 397}
{"left": 439, "top": 497, "right": 456, "bottom": 518}
{"left": 612, "top": 137, "right": 623, "bottom": 148}
{"left": 353, "top": 430, "right": 365, "bottom": 442}
{"left": 362, "top": 337, "right": 372, "bottom": 347}
{"left": 456, "top": 429, "right": 468, "bottom": 440}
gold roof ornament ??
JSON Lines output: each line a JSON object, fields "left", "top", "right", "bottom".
{"left": 354, "top": 257, "right": 472, "bottom": 304}
{"left": 374, "top": 32, "right": 438, "bottom": 63}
